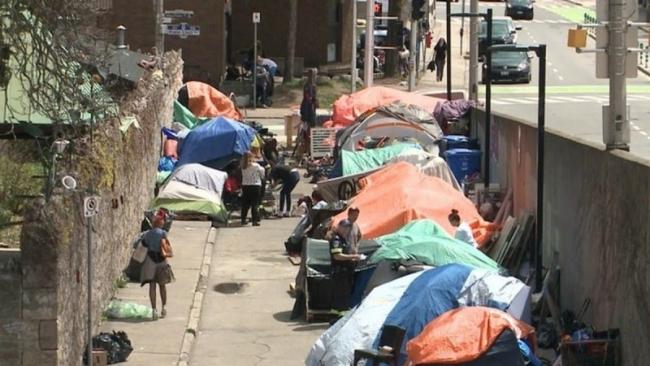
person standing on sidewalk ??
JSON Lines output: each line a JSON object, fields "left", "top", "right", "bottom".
{"left": 270, "top": 164, "right": 301, "bottom": 217}
{"left": 141, "top": 216, "right": 175, "bottom": 320}
{"left": 329, "top": 219, "right": 362, "bottom": 312}
{"left": 346, "top": 207, "right": 362, "bottom": 254}
{"left": 241, "top": 152, "right": 265, "bottom": 226}
{"left": 300, "top": 68, "right": 319, "bottom": 128}
{"left": 433, "top": 37, "right": 448, "bottom": 82}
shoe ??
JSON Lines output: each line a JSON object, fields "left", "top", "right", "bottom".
{"left": 152, "top": 309, "right": 158, "bottom": 321}
{"left": 161, "top": 308, "right": 167, "bottom": 318}
{"left": 282, "top": 212, "right": 290, "bottom": 217}
{"left": 241, "top": 221, "right": 248, "bottom": 226}
{"left": 252, "top": 222, "right": 260, "bottom": 226}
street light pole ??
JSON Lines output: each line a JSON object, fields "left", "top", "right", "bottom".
{"left": 535, "top": 44, "right": 546, "bottom": 292}
{"left": 484, "top": 9, "right": 492, "bottom": 188}
{"left": 607, "top": 0, "right": 629, "bottom": 150}
{"left": 486, "top": 43, "right": 546, "bottom": 292}
{"left": 364, "top": 0, "right": 374, "bottom": 88}
{"left": 446, "top": 0, "right": 452, "bottom": 100}
{"left": 351, "top": 0, "right": 358, "bottom": 92}
{"left": 409, "top": 20, "right": 418, "bottom": 91}
{"left": 469, "top": 0, "right": 479, "bottom": 102}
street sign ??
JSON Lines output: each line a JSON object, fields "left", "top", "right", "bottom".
{"left": 595, "top": 26, "right": 638, "bottom": 78}
{"left": 253, "top": 12, "right": 261, "bottom": 23}
{"left": 164, "top": 9, "right": 194, "bottom": 18}
{"left": 162, "top": 17, "right": 172, "bottom": 24}
{"left": 162, "top": 23, "right": 201, "bottom": 39}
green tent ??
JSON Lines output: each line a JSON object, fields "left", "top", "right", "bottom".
{"left": 173, "top": 100, "right": 210, "bottom": 129}
{"left": 370, "top": 219, "right": 500, "bottom": 272}
{"left": 341, "top": 143, "right": 419, "bottom": 176}
{"left": 151, "top": 180, "right": 228, "bottom": 222}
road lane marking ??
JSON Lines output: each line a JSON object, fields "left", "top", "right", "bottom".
{"left": 632, "top": 125, "right": 641, "bottom": 131}
{"left": 558, "top": 75, "right": 565, "bottom": 81}
{"left": 552, "top": 68, "right": 559, "bottom": 73}
{"left": 499, "top": 97, "right": 538, "bottom": 104}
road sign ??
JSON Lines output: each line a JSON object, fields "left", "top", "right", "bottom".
{"left": 253, "top": 12, "right": 261, "bottom": 23}
{"left": 162, "top": 23, "right": 201, "bottom": 39}
{"left": 162, "top": 17, "right": 172, "bottom": 24}
{"left": 595, "top": 26, "right": 638, "bottom": 78}
{"left": 164, "top": 9, "right": 194, "bottom": 18}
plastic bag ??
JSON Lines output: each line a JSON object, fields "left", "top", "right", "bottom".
{"left": 104, "top": 299, "right": 152, "bottom": 320}
{"left": 84, "top": 331, "right": 133, "bottom": 365}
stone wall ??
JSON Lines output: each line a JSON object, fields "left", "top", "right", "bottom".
{"left": 12, "top": 52, "right": 184, "bottom": 365}
{"left": 0, "top": 249, "right": 22, "bottom": 364}
{"left": 471, "top": 108, "right": 650, "bottom": 365}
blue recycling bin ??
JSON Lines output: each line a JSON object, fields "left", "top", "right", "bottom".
{"left": 444, "top": 148, "right": 482, "bottom": 183}
{"left": 442, "top": 135, "right": 480, "bottom": 152}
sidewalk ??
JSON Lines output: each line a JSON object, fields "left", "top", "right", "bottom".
{"left": 100, "top": 221, "right": 213, "bottom": 365}
{"left": 190, "top": 178, "right": 326, "bottom": 365}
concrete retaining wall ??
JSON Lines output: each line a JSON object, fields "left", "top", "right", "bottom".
{"left": 471, "top": 108, "right": 650, "bottom": 365}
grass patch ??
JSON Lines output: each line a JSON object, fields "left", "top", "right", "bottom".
{"left": 273, "top": 77, "right": 352, "bottom": 109}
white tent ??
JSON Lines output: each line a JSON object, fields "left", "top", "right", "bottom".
{"left": 170, "top": 163, "right": 227, "bottom": 197}
{"left": 389, "top": 148, "right": 461, "bottom": 190}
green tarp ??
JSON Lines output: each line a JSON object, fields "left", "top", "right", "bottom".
{"left": 341, "top": 143, "right": 419, "bottom": 176}
{"left": 173, "top": 100, "right": 210, "bottom": 129}
{"left": 370, "top": 219, "right": 499, "bottom": 271}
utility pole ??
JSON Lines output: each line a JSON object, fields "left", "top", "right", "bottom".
{"left": 252, "top": 12, "right": 260, "bottom": 109}
{"left": 607, "top": 0, "right": 629, "bottom": 150}
{"left": 352, "top": 0, "right": 358, "bottom": 92}
{"left": 446, "top": 0, "right": 452, "bottom": 100}
{"left": 364, "top": 0, "right": 374, "bottom": 87}
{"left": 154, "top": 0, "right": 165, "bottom": 53}
{"left": 469, "top": 0, "right": 478, "bottom": 102}
{"left": 409, "top": 20, "right": 418, "bottom": 91}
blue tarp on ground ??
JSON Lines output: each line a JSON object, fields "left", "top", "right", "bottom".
{"left": 177, "top": 116, "right": 255, "bottom": 167}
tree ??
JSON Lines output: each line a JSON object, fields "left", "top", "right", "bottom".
{"left": 284, "top": 0, "right": 298, "bottom": 84}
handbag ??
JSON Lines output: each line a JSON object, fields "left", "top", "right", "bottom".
{"left": 161, "top": 238, "right": 174, "bottom": 258}
{"left": 132, "top": 242, "right": 148, "bottom": 263}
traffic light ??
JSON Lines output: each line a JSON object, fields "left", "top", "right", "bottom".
{"left": 412, "top": 0, "right": 426, "bottom": 20}
{"left": 374, "top": 2, "right": 383, "bottom": 16}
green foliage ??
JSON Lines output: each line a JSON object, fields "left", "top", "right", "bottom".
{"left": 0, "top": 156, "right": 41, "bottom": 223}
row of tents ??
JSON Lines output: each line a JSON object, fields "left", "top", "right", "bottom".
{"left": 292, "top": 87, "right": 539, "bottom": 365}
{"left": 151, "top": 81, "right": 266, "bottom": 222}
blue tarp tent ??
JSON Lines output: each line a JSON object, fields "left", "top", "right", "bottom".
{"left": 178, "top": 116, "right": 255, "bottom": 167}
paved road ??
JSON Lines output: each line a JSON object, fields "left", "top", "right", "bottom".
{"left": 440, "top": 0, "right": 650, "bottom": 157}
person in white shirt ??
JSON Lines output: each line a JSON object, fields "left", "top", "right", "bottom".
{"left": 448, "top": 209, "right": 478, "bottom": 248}
{"left": 240, "top": 152, "right": 265, "bottom": 226}
{"left": 346, "top": 206, "right": 362, "bottom": 254}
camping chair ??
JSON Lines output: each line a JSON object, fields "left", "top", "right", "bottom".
{"left": 353, "top": 325, "right": 406, "bottom": 366}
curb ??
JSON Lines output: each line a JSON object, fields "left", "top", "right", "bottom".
{"left": 177, "top": 226, "right": 218, "bottom": 366}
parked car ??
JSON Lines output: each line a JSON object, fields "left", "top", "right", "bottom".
{"left": 482, "top": 50, "right": 532, "bottom": 84}
{"left": 505, "top": 0, "right": 535, "bottom": 20}
{"left": 478, "top": 17, "right": 521, "bottom": 57}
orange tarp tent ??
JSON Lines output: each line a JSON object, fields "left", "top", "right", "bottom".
{"left": 329, "top": 86, "right": 444, "bottom": 128}
{"left": 186, "top": 81, "right": 243, "bottom": 121}
{"left": 331, "top": 162, "right": 497, "bottom": 247}
{"left": 406, "top": 307, "right": 535, "bottom": 365}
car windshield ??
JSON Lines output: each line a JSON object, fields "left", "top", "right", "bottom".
{"left": 480, "top": 22, "right": 510, "bottom": 37}
{"left": 492, "top": 51, "right": 527, "bottom": 62}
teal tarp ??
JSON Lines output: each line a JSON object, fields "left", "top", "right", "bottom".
{"left": 341, "top": 143, "right": 419, "bottom": 176}
{"left": 370, "top": 219, "right": 499, "bottom": 271}
{"left": 173, "top": 100, "right": 210, "bottom": 129}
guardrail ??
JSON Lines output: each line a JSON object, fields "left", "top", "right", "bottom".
{"left": 584, "top": 13, "right": 650, "bottom": 72}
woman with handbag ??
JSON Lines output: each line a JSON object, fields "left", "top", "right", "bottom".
{"left": 140, "top": 216, "right": 175, "bottom": 320}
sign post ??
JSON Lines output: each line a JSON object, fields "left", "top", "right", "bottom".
{"left": 253, "top": 12, "right": 260, "bottom": 109}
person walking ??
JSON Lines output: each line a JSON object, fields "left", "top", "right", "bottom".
{"left": 300, "top": 68, "right": 319, "bottom": 128}
{"left": 329, "top": 219, "right": 362, "bottom": 312}
{"left": 270, "top": 164, "right": 301, "bottom": 217}
{"left": 448, "top": 209, "right": 479, "bottom": 248}
{"left": 140, "top": 216, "right": 175, "bottom": 320}
{"left": 241, "top": 152, "right": 265, "bottom": 226}
{"left": 433, "top": 37, "right": 448, "bottom": 82}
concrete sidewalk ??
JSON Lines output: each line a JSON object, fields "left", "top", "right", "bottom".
{"left": 100, "top": 221, "right": 213, "bottom": 366}
{"left": 190, "top": 179, "right": 327, "bottom": 365}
